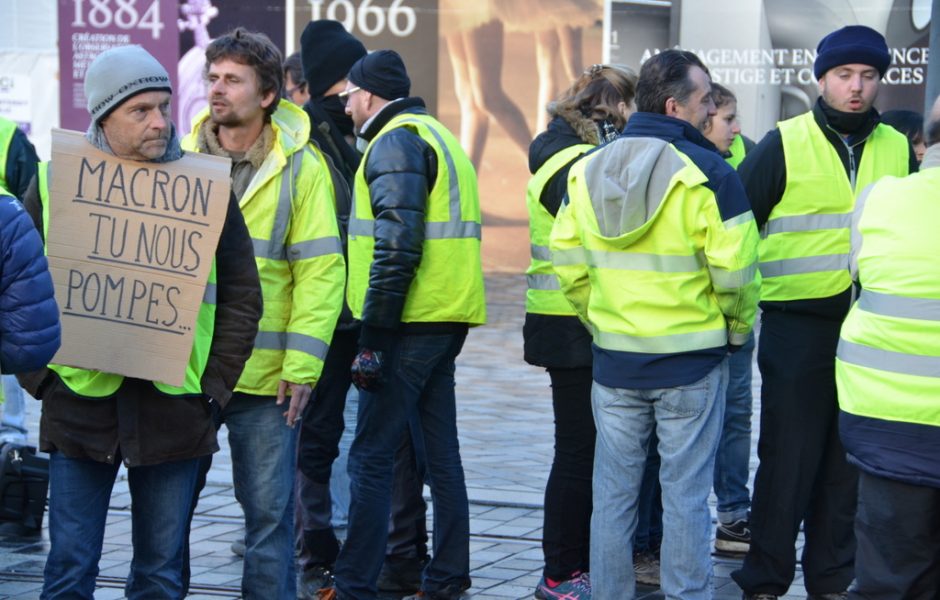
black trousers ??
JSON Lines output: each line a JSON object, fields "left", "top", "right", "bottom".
{"left": 850, "top": 471, "right": 940, "bottom": 600}
{"left": 542, "top": 366, "right": 595, "bottom": 581}
{"left": 732, "top": 310, "right": 857, "bottom": 596}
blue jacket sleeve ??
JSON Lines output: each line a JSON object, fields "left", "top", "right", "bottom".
{"left": 0, "top": 194, "right": 61, "bottom": 373}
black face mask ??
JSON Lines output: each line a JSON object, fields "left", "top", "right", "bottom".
{"left": 819, "top": 97, "right": 872, "bottom": 135}
{"left": 313, "top": 94, "right": 355, "bottom": 138}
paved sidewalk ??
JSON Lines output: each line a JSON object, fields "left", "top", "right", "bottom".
{"left": 0, "top": 274, "right": 810, "bottom": 599}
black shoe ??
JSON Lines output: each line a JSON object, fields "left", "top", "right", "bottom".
{"left": 742, "top": 594, "right": 777, "bottom": 600}
{"left": 402, "top": 580, "right": 471, "bottom": 600}
{"left": 716, "top": 518, "right": 751, "bottom": 554}
{"left": 376, "top": 555, "right": 428, "bottom": 594}
{"left": 808, "top": 594, "right": 848, "bottom": 600}
{"left": 299, "top": 566, "right": 333, "bottom": 600}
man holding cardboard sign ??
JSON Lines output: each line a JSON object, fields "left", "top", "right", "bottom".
{"left": 183, "top": 28, "right": 346, "bottom": 600}
{"left": 18, "top": 45, "right": 263, "bottom": 599}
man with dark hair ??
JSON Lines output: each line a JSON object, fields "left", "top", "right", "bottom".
{"left": 319, "top": 49, "right": 486, "bottom": 600}
{"left": 731, "top": 25, "right": 917, "bottom": 600}
{"left": 19, "top": 44, "right": 262, "bottom": 598}
{"left": 835, "top": 94, "right": 940, "bottom": 599}
{"left": 183, "top": 27, "right": 346, "bottom": 600}
{"left": 550, "top": 48, "right": 759, "bottom": 598}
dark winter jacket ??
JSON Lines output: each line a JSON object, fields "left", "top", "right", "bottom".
{"left": 522, "top": 114, "right": 595, "bottom": 369}
{"left": 1, "top": 125, "right": 39, "bottom": 199}
{"left": 0, "top": 194, "right": 60, "bottom": 373}
{"left": 18, "top": 158, "right": 262, "bottom": 467}
{"left": 738, "top": 99, "right": 917, "bottom": 321}
{"left": 355, "top": 98, "right": 473, "bottom": 351}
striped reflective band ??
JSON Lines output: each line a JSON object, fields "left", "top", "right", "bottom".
{"left": 723, "top": 211, "right": 755, "bottom": 230}
{"left": 763, "top": 213, "right": 850, "bottom": 236}
{"left": 527, "top": 273, "right": 560, "bottom": 291}
{"left": 287, "top": 237, "right": 342, "bottom": 261}
{"left": 530, "top": 244, "right": 552, "bottom": 262}
{"left": 254, "top": 331, "right": 329, "bottom": 361}
{"left": 350, "top": 118, "right": 481, "bottom": 241}
{"left": 202, "top": 283, "right": 217, "bottom": 305}
{"left": 581, "top": 250, "right": 704, "bottom": 272}
{"left": 759, "top": 253, "right": 848, "bottom": 277}
{"left": 709, "top": 262, "right": 758, "bottom": 289}
{"left": 252, "top": 149, "right": 304, "bottom": 260}
{"left": 838, "top": 339, "right": 940, "bottom": 378}
{"left": 594, "top": 327, "right": 727, "bottom": 353}
{"left": 857, "top": 289, "right": 940, "bottom": 321}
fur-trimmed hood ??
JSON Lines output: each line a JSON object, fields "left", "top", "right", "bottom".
{"left": 528, "top": 110, "right": 598, "bottom": 175}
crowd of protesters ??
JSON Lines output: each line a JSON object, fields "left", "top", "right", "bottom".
{"left": 0, "top": 15, "right": 936, "bottom": 600}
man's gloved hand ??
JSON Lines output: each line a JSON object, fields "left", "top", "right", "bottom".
{"left": 351, "top": 348, "right": 385, "bottom": 391}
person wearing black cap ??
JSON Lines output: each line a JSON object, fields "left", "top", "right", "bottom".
{"left": 730, "top": 25, "right": 918, "bottom": 600}
{"left": 318, "top": 49, "right": 485, "bottom": 600}
{"left": 17, "top": 44, "right": 262, "bottom": 598}
{"left": 299, "top": 19, "right": 367, "bottom": 182}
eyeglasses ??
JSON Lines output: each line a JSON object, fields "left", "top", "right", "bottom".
{"left": 338, "top": 86, "right": 361, "bottom": 106}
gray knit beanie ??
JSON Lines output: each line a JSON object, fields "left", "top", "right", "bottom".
{"left": 85, "top": 45, "right": 172, "bottom": 124}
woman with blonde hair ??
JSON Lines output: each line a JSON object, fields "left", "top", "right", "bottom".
{"left": 523, "top": 64, "right": 637, "bottom": 599}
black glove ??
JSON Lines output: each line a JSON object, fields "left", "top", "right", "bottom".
{"left": 351, "top": 348, "right": 385, "bottom": 391}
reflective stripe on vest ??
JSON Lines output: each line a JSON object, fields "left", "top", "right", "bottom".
{"left": 38, "top": 162, "right": 218, "bottom": 397}
{"left": 759, "top": 113, "right": 908, "bottom": 301}
{"left": 347, "top": 112, "right": 485, "bottom": 325}
{"left": 525, "top": 144, "right": 592, "bottom": 315}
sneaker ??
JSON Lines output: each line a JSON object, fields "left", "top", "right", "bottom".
{"left": 299, "top": 566, "right": 333, "bottom": 600}
{"left": 534, "top": 572, "right": 591, "bottom": 599}
{"left": 633, "top": 552, "right": 660, "bottom": 586}
{"left": 716, "top": 518, "right": 751, "bottom": 554}
{"left": 230, "top": 536, "right": 246, "bottom": 557}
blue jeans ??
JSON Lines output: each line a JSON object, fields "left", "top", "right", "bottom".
{"left": 331, "top": 386, "right": 358, "bottom": 529}
{"left": 714, "top": 332, "right": 755, "bottom": 523}
{"left": 42, "top": 452, "right": 201, "bottom": 599}
{"left": 591, "top": 360, "right": 727, "bottom": 600}
{"left": 222, "top": 394, "right": 298, "bottom": 599}
{"left": 335, "top": 332, "right": 470, "bottom": 599}
{"left": 0, "top": 375, "right": 29, "bottom": 442}
{"left": 633, "top": 429, "right": 663, "bottom": 554}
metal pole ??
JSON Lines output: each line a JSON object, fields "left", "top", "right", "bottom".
{"left": 926, "top": 0, "right": 940, "bottom": 112}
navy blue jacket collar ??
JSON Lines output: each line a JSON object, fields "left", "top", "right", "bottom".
{"left": 622, "top": 112, "right": 719, "bottom": 154}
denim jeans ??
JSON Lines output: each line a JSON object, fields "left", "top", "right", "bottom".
{"left": 222, "top": 394, "right": 298, "bottom": 599}
{"left": 714, "top": 332, "right": 755, "bottom": 523}
{"left": 42, "top": 452, "right": 201, "bottom": 599}
{"left": 591, "top": 360, "right": 727, "bottom": 600}
{"left": 0, "top": 375, "right": 29, "bottom": 443}
{"left": 334, "top": 332, "right": 471, "bottom": 599}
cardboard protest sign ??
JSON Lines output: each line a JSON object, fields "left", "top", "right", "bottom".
{"left": 46, "top": 129, "right": 231, "bottom": 387}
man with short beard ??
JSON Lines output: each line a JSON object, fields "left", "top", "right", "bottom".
{"left": 183, "top": 28, "right": 346, "bottom": 600}
{"left": 731, "top": 25, "right": 918, "bottom": 600}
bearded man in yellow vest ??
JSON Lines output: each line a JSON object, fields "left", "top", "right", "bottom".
{"left": 182, "top": 28, "right": 346, "bottom": 600}
{"left": 320, "top": 50, "right": 485, "bottom": 600}
{"left": 731, "top": 26, "right": 918, "bottom": 600}
{"left": 18, "top": 45, "right": 262, "bottom": 599}
{"left": 835, "top": 98, "right": 940, "bottom": 598}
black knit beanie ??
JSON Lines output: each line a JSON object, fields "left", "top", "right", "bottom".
{"left": 348, "top": 50, "right": 411, "bottom": 101}
{"left": 300, "top": 20, "right": 367, "bottom": 98}
{"left": 814, "top": 25, "right": 891, "bottom": 79}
